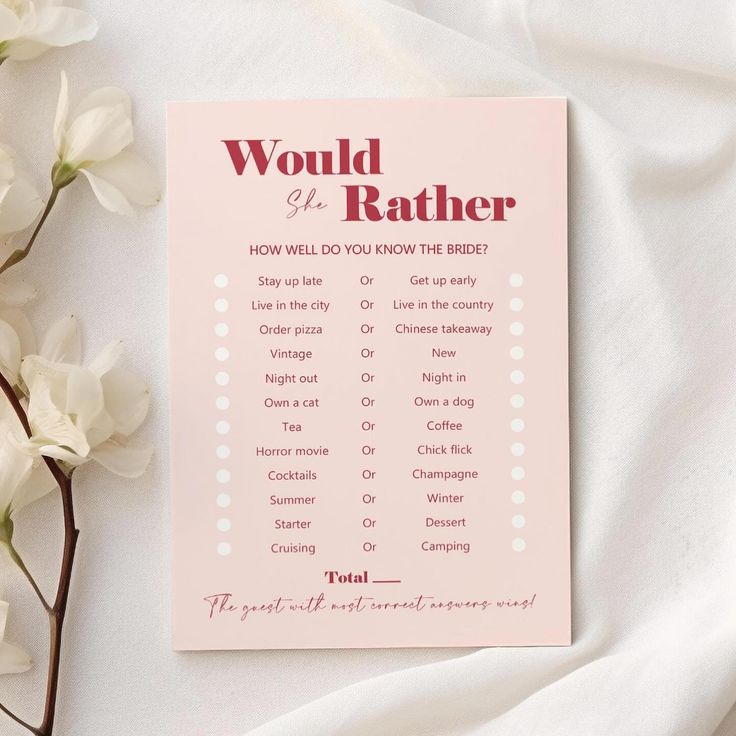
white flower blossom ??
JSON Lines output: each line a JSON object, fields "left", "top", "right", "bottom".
{"left": 0, "top": 0, "right": 97, "bottom": 62}
{"left": 0, "top": 276, "right": 36, "bottom": 387}
{"left": 0, "top": 600, "right": 30, "bottom": 675}
{"left": 21, "top": 315, "right": 152, "bottom": 477}
{"left": 0, "top": 426, "right": 51, "bottom": 531}
{"left": 0, "top": 296, "right": 57, "bottom": 523}
{"left": 0, "top": 144, "right": 41, "bottom": 239}
{"left": 0, "top": 277, "right": 35, "bottom": 309}
{"left": 0, "top": 146, "right": 40, "bottom": 384}
{"left": 0, "top": 310, "right": 59, "bottom": 531}
{"left": 53, "top": 71, "right": 160, "bottom": 216}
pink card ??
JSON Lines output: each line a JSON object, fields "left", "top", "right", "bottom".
{"left": 167, "top": 98, "right": 570, "bottom": 649}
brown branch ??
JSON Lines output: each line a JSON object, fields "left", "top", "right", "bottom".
{"left": 0, "top": 371, "right": 79, "bottom": 736}
{"left": 0, "top": 187, "right": 59, "bottom": 276}
{"left": 7, "top": 542, "right": 51, "bottom": 613}
{"left": 38, "top": 473, "right": 76, "bottom": 736}
{"left": 0, "top": 376, "right": 30, "bottom": 436}
{"left": 0, "top": 702, "right": 40, "bottom": 735}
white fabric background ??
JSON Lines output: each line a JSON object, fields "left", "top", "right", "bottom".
{"left": 0, "top": 1, "right": 735, "bottom": 734}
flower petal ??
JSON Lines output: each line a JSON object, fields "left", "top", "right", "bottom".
{"left": 0, "top": 319, "right": 21, "bottom": 385}
{"left": 79, "top": 168, "right": 135, "bottom": 217}
{"left": 3, "top": 39, "right": 50, "bottom": 61}
{"left": 0, "top": 640, "right": 32, "bottom": 674}
{"left": 21, "top": 355, "right": 73, "bottom": 404}
{"left": 25, "top": 7, "right": 97, "bottom": 47}
{"left": 3, "top": 3, "right": 41, "bottom": 60}
{"left": 0, "top": 601, "right": 32, "bottom": 674}
{"left": 65, "top": 367, "right": 104, "bottom": 432}
{"left": 85, "top": 152, "right": 160, "bottom": 208}
{"left": 0, "top": 149, "right": 15, "bottom": 183}
{"left": 85, "top": 412, "right": 115, "bottom": 449}
{"left": 0, "top": 401, "right": 56, "bottom": 516}
{"left": 89, "top": 439, "right": 152, "bottom": 478}
{"left": 14, "top": 1, "right": 37, "bottom": 33}
{"left": 10, "top": 458, "right": 57, "bottom": 515}
{"left": 26, "top": 381, "right": 90, "bottom": 458}
{"left": 65, "top": 367, "right": 116, "bottom": 448}
{"left": 0, "top": 394, "right": 28, "bottom": 434}
{"left": 101, "top": 367, "right": 150, "bottom": 435}
{"left": 0, "top": 409, "right": 57, "bottom": 516}
{"left": 0, "top": 432, "right": 33, "bottom": 515}
{"left": 40, "top": 314, "right": 80, "bottom": 364}
{"left": 0, "top": 308, "right": 37, "bottom": 358}
{"left": 0, "top": 175, "right": 42, "bottom": 234}
{"left": 71, "top": 85, "right": 131, "bottom": 122}
{"left": 54, "top": 70, "right": 69, "bottom": 156}
{"left": 63, "top": 103, "right": 133, "bottom": 166}
{"left": 0, "top": 279, "right": 37, "bottom": 308}
{"left": 87, "top": 340, "right": 122, "bottom": 377}
{"left": 0, "top": 7, "right": 21, "bottom": 45}
{"left": 34, "top": 443, "right": 85, "bottom": 466}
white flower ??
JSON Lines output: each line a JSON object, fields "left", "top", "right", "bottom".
{"left": 53, "top": 71, "right": 160, "bottom": 216}
{"left": 0, "top": 276, "right": 36, "bottom": 387}
{"left": 0, "top": 297, "right": 57, "bottom": 521}
{"left": 0, "top": 144, "right": 42, "bottom": 239}
{"left": 0, "top": 0, "right": 97, "bottom": 62}
{"left": 0, "top": 277, "right": 35, "bottom": 308}
{"left": 0, "top": 601, "right": 30, "bottom": 675}
{"left": 0, "top": 426, "right": 51, "bottom": 530}
{"left": 0, "top": 150, "right": 40, "bottom": 384}
{"left": 21, "top": 316, "right": 152, "bottom": 477}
